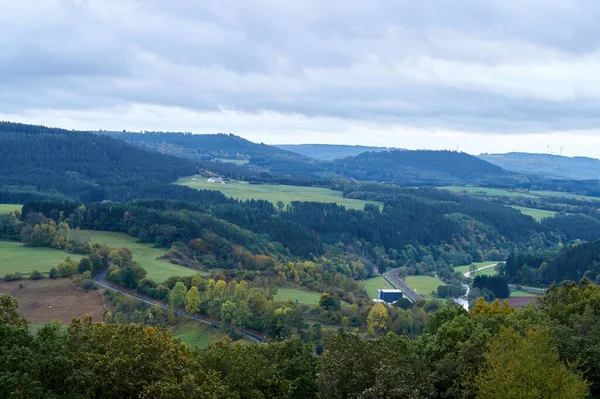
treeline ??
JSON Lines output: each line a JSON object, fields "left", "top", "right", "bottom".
{"left": 506, "top": 239, "right": 600, "bottom": 286}
{"left": 2, "top": 279, "right": 600, "bottom": 398}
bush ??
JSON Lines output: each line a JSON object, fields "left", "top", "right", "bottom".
{"left": 4, "top": 272, "right": 23, "bottom": 282}
{"left": 49, "top": 267, "right": 58, "bottom": 279}
{"left": 30, "top": 270, "right": 43, "bottom": 280}
{"left": 81, "top": 279, "right": 98, "bottom": 290}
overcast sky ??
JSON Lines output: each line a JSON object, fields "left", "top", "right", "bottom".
{"left": 2, "top": 0, "right": 600, "bottom": 157}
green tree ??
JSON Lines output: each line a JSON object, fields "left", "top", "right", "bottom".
{"left": 220, "top": 300, "right": 237, "bottom": 325}
{"left": 185, "top": 286, "right": 200, "bottom": 314}
{"left": 319, "top": 292, "right": 341, "bottom": 311}
{"left": 475, "top": 328, "right": 588, "bottom": 399}
{"left": 169, "top": 282, "right": 187, "bottom": 309}
{"left": 0, "top": 293, "right": 28, "bottom": 328}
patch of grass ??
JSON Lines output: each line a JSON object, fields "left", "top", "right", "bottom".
{"left": 274, "top": 287, "right": 323, "bottom": 306}
{"left": 510, "top": 288, "right": 539, "bottom": 298}
{"left": 0, "top": 241, "right": 82, "bottom": 276}
{"left": 211, "top": 158, "right": 249, "bottom": 165}
{"left": 29, "top": 321, "right": 68, "bottom": 334}
{"left": 85, "top": 230, "right": 197, "bottom": 283}
{"left": 530, "top": 190, "right": 600, "bottom": 202}
{"left": 511, "top": 206, "right": 557, "bottom": 221}
{"left": 442, "top": 186, "right": 537, "bottom": 198}
{"left": 363, "top": 276, "right": 394, "bottom": 299}
{"left": 170, "top": 320, "right": 230, "bottom": 349}
{"left": 177, "top": 176, "right": 382, "bottom": 211}
{"left": 404, "top": 276, "right": 444, "bottom": 297}
{"left": 454, "top": 261, "right": 497, "bottom": 275}
{"left": 0, "top": 204, "right": 22, "bottom": 214}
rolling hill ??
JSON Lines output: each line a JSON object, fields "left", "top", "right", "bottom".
{"left": 275, "top": 144, "right": 397, "bottom": 160}
{"left": 479, "top": 152, "right": 600, "bottom": 180}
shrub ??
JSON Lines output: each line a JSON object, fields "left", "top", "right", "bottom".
{"left": 30, "top": 270, "right": 43, "bottom": 280}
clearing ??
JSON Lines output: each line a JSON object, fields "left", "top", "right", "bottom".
{"left": 0, "top": 241, "right": 82, "bottom": 276}
{"left": 211, "top": 158, "right": 249, "bottom": 165}
{"left": 511, "top": 206, "right": 557, "bottom": 221}
{"left": 442, "top": 186, "right": 537, "bottom": 198}
{"left": 85, "top": 230, "right": 197, "bottom": 283}
{"left": 274, "top": 287, "right": 323, "bottom": 306}
{"left": 531, "top": 190, "right": 600, "bottom": 202}
{"left": 404, "top": 276, "right": 444, "bottom": 297}
{"left": 177, "top": 176, "right": 382, "bottom": 211}
{"left": 454, "top": 261, "right": 497, "bottom": 276}
{"left": 363, "top": 276, "right": 394, "bottom": 299}
{"left": 0, "top": 204, "right": 21, "bottom": 214}
{"left": 169, "top": 320, "right": 249, "bottom": 348}
{"left": 0, "top": 279, "right": 105, "bottom": 323}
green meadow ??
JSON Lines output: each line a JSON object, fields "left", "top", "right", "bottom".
{"left": 274, "top": 287, "right": 323, "bottom": 306}
{"left": 442, "top": 186, "right": 538, "bottom": 198}
{"left": 0, "top": 204, "right": 22, "bottom": 214}
{"left": 177, "top": 176, "right": 382, "bottom": 211}
{"left": 363, "top": 276, "right": 394, "bottom": 299}
{"left": 0, "top": 241, "right": 82, "bottom": 276}
{"left": 511, "top": 206, "right": 557, "bottom": 221}
{"left": 404, "top": 276, "right": 444, "bottom": 297}
{"left": 85, "top": 230, "right": 197, "bottom": 283}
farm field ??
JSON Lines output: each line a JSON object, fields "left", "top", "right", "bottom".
{"left": 404, "top": 276, "right": 444, "bottom": 297}
{"left": 530, "top": 190, "right": 600, "bottom": 202}
{"left": 363, "top": 276, "right": 394, "bottom": 299}
{"left": 0, "top": 241, "right": 82, "bottom": 276}
{"left": 177, "top": 176, "right": 382, "bottom": 211}
{"left": 0, "top": 204, "right": 22, "bottom": 214}
{"left": 170, "top": 320, "right": 236, "bottom": 349}
{"left": 511, "top": 206, "right": 557, "bottom": 221}
{"left": 211, "top": 158, "right": 249, "bottom": 165}
{"left": 274, "top": 287, "right": 323, "bottom": 306}
{"left": 0, "top": 279, "right": 105, "bottom": 323}
{"left": 442, "top": 186, "right": 537, "bottom": 198}
{"left": 85, "top": 230, "right": 197, "bottom": 283}
{"left": 454, "top": 261, "right": 497, "bottom": 275}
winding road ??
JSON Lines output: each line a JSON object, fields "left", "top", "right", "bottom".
{"left": 95, "top": 271, "right": 266, "bottom": 343}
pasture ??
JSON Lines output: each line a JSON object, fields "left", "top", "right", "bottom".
{"left": 404, "top": 276, "right": 444, "bottom": 296}
{"left": 274, "top": 287, "right": 323, "bottom": 306}
{"left": 211, "top": 158, "right": 249, "bottom": 165}
{"left": 0, "top": 241, "right": 82, "bottom": 276}
{"left": 85, "top": 230, "right": 197, "bottom": 283}
{"left": 454, "top": 261, "right": 497, "bottom": 275}
{"left": 511, "top": 206, "right": 557, "bottom": 221}
{"left": 177, "top": 176, "right": 382, "bottom": 211}
{"left": 363, "top": 276, "right": 394, "bottom": 299}
{"left": 530, "top": 190, "right": 600, "bottom": 202}
{"left": 0, "top": 279, "right": 105, "bottom": 323}
{"left": 170, "top": 320, "right": 236, "bottom": 348}
{"left": 0, "top": 204, "right": 22, "bottom": 214}
{"left": 442, "top": 186, "right": 537, "bottom": 198}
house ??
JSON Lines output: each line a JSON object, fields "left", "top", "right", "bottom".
{"left": 207, "top": 177, "right": 226, "bottom": 184}
{"left": 376, "top": 289, "right": 404, "bottom": 304}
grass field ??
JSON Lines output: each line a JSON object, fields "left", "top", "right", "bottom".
{"left": 211, "top": 158, "right": 249, "bottom": 165}
{"left": 177, "top": 176, "right": 382, "bottom": 211}
{"left": 170, "top": 320, "right": 232, "bottom": 349}
{"left": 363, "top": 276, "right": 394, "bottom": 299}
{"left": 0, "top": 241, "right": 82, "bottom": 276}
{"left": 442, "top": 186, "right": 538, "bottom": 198}
{"left": 85, "top": 230, "right": 197, "bottom": 283}
{"left": 511, "top": 206, "right": 557, "bottom": 221}
{"left": 0, "top": 204, "right": 22, "bottom": 214}
{"left": 530, "top": 190, "right": 600, "bottom": 202}
{"left": 454, "top": 261, "right": 497, "bottom": 275}
{"left": 274, "top": 287, "right": 323, "bottom": 306}
{"left": 404, "top": 276, "right": 444, "bottom": 296}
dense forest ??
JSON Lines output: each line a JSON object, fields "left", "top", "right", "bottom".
{"left": 2, "top": 279, "right": 600, "bottom": 398}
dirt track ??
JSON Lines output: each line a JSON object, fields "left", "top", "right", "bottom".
{"left": 0, "top": 279, "right": 105, "bottom": 323}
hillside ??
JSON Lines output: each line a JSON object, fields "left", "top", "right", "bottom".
{"left": 479, "top": 152, "right": 600, "bottom": 180}
{"left": 331, "top": 150, "right": 527, "bottom": 186}
{"left": 275, "top": 144, "right": 396, "bottom": 160}
{"left": 101, "top": 131, "right": 325, "bottom": 176}
{"left": 0, "top": 122, "right": 200, "bottom": 203}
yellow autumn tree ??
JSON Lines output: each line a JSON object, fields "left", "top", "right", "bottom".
{"left": 367, "top": 302, "right": 390, "bottom": 336}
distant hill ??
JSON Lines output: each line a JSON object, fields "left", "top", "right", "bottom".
{"left": 0, "top": 122, "right": 200, "bottom": 203}
{"left": 275, "top": 144, "right": 397, "bottom": 160}
{"left": 331, "top": 150, "right": 527, "bottom": 186}
{"left": 479, "top": 152, "right": 600, "bottom": 180}
{"left": 101, "top": 131, "right": 325, "bottom": 176}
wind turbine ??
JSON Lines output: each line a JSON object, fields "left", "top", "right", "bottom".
{"left": 560, "top": 147, "right": 564, "bottom": 156}
{"left": 546, "top": 144, "right": 552, "bottom": 154}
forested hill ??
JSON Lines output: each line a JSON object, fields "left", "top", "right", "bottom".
{"left": 479, "top": 152, "right": 600, "bottom": 180}
{"left": 0, "top": 122, "right": 202, "bottom": 203}
{"left": 275, "top": 144, "right": 396, "bottom": 160}
{"left": 101, "top": 131, "right": 324, "bottom": 176}
{"left": 330, "top": 150, "right": 526, "bottom": 186}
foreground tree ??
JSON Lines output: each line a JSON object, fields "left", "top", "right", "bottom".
{"left": 475, "top": 328, "right": 588, "bottom": 399}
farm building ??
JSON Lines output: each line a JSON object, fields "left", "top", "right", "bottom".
{"left": 377, "top": 289, "right": 404, "bottom": 304}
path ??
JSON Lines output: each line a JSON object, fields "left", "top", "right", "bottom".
{"left": 383, "top": 269, "right": 422, "bottom": 302}
{"left": 463, "top": 263, "right": 498, "bottom": 278}
{"left": 95, "top": 271, "right": 266, "bottom": 343}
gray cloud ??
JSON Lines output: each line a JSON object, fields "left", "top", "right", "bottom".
{"left": 2, "top": 0, "right": 600, "bottom": 140}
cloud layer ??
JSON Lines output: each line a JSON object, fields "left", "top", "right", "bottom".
{"left": 1, "top": 0, "right": 599, "bottom": 156}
